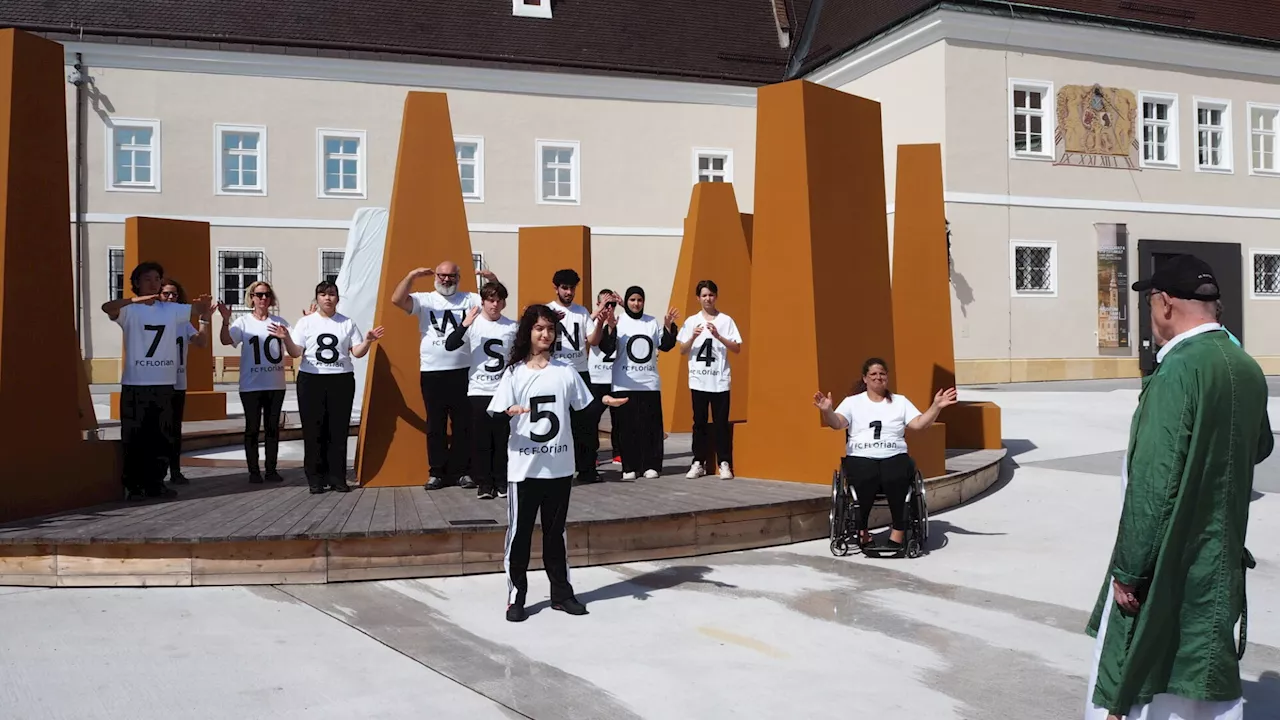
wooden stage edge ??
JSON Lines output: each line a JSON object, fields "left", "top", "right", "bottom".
{"left": 0, "top": 449, "right": 1005, "bottom": 588}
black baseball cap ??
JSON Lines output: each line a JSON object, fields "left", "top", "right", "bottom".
{"left": 1131, "top": 254, "right": 1220, "bottom": 301}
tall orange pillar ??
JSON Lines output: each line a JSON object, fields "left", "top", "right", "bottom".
{"left": 0, "top": 29, "right": 120, "bottom": 522}
{"left": 734, "top": 81, "right": 895, "bottom": 485}
{"left": 109, "top": 217, "right": 226, "bottom": 421}
{"left": 518, "top": 226, "right": 591, "bottom": 312}
{"left": 658, "top": 182, "right": 752, "bottom": 438}
{"left": 356, "top": 91, "right": 478, "bottom": 488}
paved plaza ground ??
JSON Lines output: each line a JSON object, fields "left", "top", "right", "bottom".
{"left": 4, "top": 380, "right": 1278, "bottom": 719}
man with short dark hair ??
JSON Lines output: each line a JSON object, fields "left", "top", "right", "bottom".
{"left": 1084, "top": 254, "right": 1273, "bottom": 720}
{"left": 546, "top": 269, "right": 607, "bottom": 482}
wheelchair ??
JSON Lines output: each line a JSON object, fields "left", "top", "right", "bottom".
{"left": 829, "top": 458, "right": 929, "bottom": 559}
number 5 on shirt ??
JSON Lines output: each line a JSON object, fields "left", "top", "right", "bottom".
{"left": 529, "top": 395, "right": 559, "bottom": 442}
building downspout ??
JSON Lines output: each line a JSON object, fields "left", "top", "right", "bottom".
{"left": 784, "top": 0, "right": 827, "bottom": 79}
{"left": 70, "top": 54, "right": 88, "bottom": 344}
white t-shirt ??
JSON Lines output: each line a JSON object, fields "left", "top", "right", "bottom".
{"left": 834, "top": 392, "right": 922, "bottom": 459}
{"left": 410, "top": 291, "right": 479, "bottom": 372}
{"left": 173, "top": 321, "right": 200, "bottom": 391}
{"left": 464, "top": 314, "right": 518, "bottom": 397}
{"left": 612, "top": 313, "right": 665, "bottom": 392}
{"left": 547, "top": 301, "right": 593, "bottom": 374}
{"left": 677, "top": 312, "right": 742, "bottom": 394}
{"left": 228, "top": 314, "right": 291, "bottom": 392}
{"left": 290, "top": 312, "right": 363, "bottom": 375}
{"left": 115, "top": 302, "right": 194, "bottom": 387}
{"left": 487, "top": 359, "right": 594, "bottom": 484}
{"left": 588, "top": 338, "right": 615, "bottom": 385}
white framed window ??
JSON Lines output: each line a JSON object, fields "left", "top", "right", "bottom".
{"left": 320, "top": 249, "right": 345, "bottom": 285}
{"left": 1194, "top": 98, "right": 1232, "bottom": 173}
{"left": 455, "top": 136, "right": 484, "bottom": 202}
{"left": 1252, "top": 250, "right": 1280, "bottom": 298}
{"left": 693, "top": 148, "right": 734, "bottom": 184}
{"left": 214, "top": 124, "right": 267, "bottom": 196}
{"left": 1138, "top": 92, "right": 1179, "bottom": 169}
{"left": 317, "top": 129, "right": 367, "bottom": 199}
{"left": 512, "top": 0, "right": 552, "bottom": 19}
{"left": 536, "top": 140, "right": 580, "bottom": 205}
{"left": 217, "top": 249, "right": 269, "bottom": 310}
{"left": 1009, "top": 79, "right": 1054, "bottom": 160}
{"left": 1248, "top": 103, "right": 1280, "bottom": 176}
{"left": 1010, "top": 241, "right": 1057, "bottom": 297}
{"left": 473, "top": 252, "right": 487, "bottom": 289}
{"left": 108, "top": 247, "right": 125, "bottom": 300}
{"left": 105, "top": 119, "right": 161, "bottom": 192}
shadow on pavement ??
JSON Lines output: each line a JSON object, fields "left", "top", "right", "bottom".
{"left": 526, "top": 565, "right": 737, "bottom": 614}
{"left": 1244, "top": 670, "right": 1280, "bottom": 715}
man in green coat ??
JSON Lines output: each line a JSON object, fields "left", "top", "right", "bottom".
{"left": 1084, "top": 254, "right": 1274, "bottom": 720}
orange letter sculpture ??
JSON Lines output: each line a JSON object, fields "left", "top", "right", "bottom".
{"left": 658, "top": 182, "right": 752, "bottom": 452}
{"left": 356, "top": 92, "right": 478, "bottom": 487}
{"left": 733, "top": 81, "right": 896, "bottom": 485}
{"left": 518, "top": 225, "right": 591, "bottom": 312}
{"left": 0, "top": 30, "right": 119, "bottom": 522}
{"left": 109, "top": 217, "right": 227, "bottom": 421}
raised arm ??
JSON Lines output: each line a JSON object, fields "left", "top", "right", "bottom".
{"left": 907, "top": 387, "right": 958, "bottom": 431}
{"left": 391, "top": 267, "right": 433, "bottom": 314}
{"left": 444, "top": 307, "right": 478, "bottom": 351}
{"left": 102, "top": 294, "right": 157, "bottom": 321}
{"left": 351, "top": 326, "right": 385, "bottom": 359}
{"left": 812, "top": 392, "right": 848, "bottom": 430}
{"left": 268, "top": 322, "right": 302, "bottom": 358}
{"left": 218, "top": 304, "right": 236, "bottom": 346}
{"left": 678, "top": 323, "right": 702, "bottom": 355}
{"left": 189, "top": 302, "right": 215, "bottom": 349}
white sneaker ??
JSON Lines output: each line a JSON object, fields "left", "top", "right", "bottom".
{"left": 622, "top": 471, "right": 637, "bottom": 480}
{"left": 643, "top": 469, "right": 660, "bottom": 479}
{"left": 686, "top": 461, "right": 706, "bottom": 479}
{"left": 718, "top": 462, "right": 734, "bottom": 479}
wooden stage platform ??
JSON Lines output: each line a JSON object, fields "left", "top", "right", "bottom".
{"left": 0, "top": 448, "right": 1005, "bottom": 588}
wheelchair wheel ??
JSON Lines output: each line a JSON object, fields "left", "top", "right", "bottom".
{"left": 908, "top": 471, "right": 929, "bottom": 558}
{"left": 829, "top": 470, "right": 850, "bottom": 557}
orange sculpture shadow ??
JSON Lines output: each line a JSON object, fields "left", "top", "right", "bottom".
{"left": 734, "top": 80, "right": 896, "bottom": 485}
{"left": 518, "top": 226, "right": 591, "bottom": 312}
{"left": 1, "top": 30, "right": 119, "bottom": 522}
{"left": 356, "top": 92, "right": 478, "bottom": 488}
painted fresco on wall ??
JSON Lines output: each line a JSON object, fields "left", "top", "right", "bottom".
{"left": 1096, "top": 223, "right": 1130, "bottom": 349}
{"left": 1055, "top": 84, "right": 1140, "bottom": 169}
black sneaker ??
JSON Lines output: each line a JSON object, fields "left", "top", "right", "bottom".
{"left": 264, "top": 471, "right": 284, "bottom": 483}
{"left": 170, "top": 473, "right": 190, "bottom": 485}
{"left": 506, "top": 604, "right": 527, "bottom": 623}
{"left": 424, "top": 476, "right": 450, "bottom": 490}
{"left": 308, "top": 485, "right": 327, "bottom": 495}
{"left": 551, "top": 597, "right": 588, "bottom": 616}
{"left": 576, "top": 472, "right": 601, "bottom": 484}
{"left": 329, "top": 479, "right": 352, "bottom": 493}
{"left": 249, "top": 472, "right": 264, "bottom": 484}
{"left": 477, "top": 487, "right": 497, "bottom": 500}
{"left": 457, "top": 475, "right": 477, "bottom": 489}
{"left": 497, "top": 485, "right": 509, "bottom": 499}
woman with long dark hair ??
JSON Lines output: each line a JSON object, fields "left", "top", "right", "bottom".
{"left": 489, "top": 304, "right": 626, "bottom": 622}
{"left": 156, "top": 277, "right": 212, "bottom": 486}
{"left": 812, "top": 358, "right": 956, "bottom": 549}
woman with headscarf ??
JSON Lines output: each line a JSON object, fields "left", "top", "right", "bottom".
{"left": 599, "top": 286, "right": 678, "bottom": 479}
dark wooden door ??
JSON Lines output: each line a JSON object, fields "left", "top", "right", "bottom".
{"left": 1137, "top": 239, "right": 1242, "bottom": 374}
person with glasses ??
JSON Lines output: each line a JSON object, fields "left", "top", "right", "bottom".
{"left": 155, "top": 278, "right": 213, "bottom": 486}
{"left": 391, "top": 260, "right": 499, "bottom": 491}
{"left": 219, "top": 281, "right": 300, "bottom": 484}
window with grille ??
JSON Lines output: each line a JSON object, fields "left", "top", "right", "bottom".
{"left": 455, "top": 137, "right": 484, "bottom": 201}
{"left": 1255, "top": 252, "right": 1280, "bottom": 297}
{"left": 1010, "top": 81, "right": 1053, "bottom": 159}
{"left": 321, "top": 250, "right": 345, "bottom": 285}
{"left": 1012, "top": 242, "right": 1056, "bottom": 295}
{"left": 1139, "top": 93, "right": 1178, "bottom": 168}
{"left": 695, "top": 150, "right": 733, "bottom": 184}
{"left": 1195, "top": 99, "right": 1232, "bottom": 172}
{"left": 218, "top": 250, "right": 267, "bottom": 309}
{"left": 537, "top": 140, "right": 579, "bottom": 203}
{"left": 108, "top": 248, "right": 124, "bottom": 300}
{"left": 1249, "top": 104, "right": 1279, "bottom": 175}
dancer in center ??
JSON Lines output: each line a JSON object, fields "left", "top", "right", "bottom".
{"left": 490, "top": 304, "right": 627, "bottom": 623}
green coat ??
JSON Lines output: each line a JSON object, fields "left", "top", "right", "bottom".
{"left": 1086, "top": 329, "right": 1274, "bottom": 713}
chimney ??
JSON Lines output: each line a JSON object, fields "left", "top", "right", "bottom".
{"left": 513, "top": 0, "right": 553, "bottom": 19}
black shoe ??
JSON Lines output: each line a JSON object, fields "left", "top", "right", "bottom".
{"left": 125, "top": 488, "right": 146, "bottom": 502}
{"left": 577, "top": 472, "right": 601, "bottom": 484}
{"left": 249, "top": 472, "right": 264, "bottom": 484}
{"left": 308, "top": 485, "right": 327, "bottom": 495}
{"left": 477, "top": 487, "right": 497, "bottom": 500}
{"left": 170, "top": 473, "right": 190, "bottom": 486}
{"left": 552, "top": 597, "right": 588, "bottom": 616}
{"left": 506, "top": 604, "right": 527, "bottom": 623}
{"left": 497, "top": 485, "right": 509, "bottom": 499}
{"left": 424, "top": 476, "right": 450, "bottom": 490}
{"left": 329, "top": 479, "right": 352, "bottom": 493}
{"left": 264, "top": 471, "right": 284, "bottom": 483}
{"left": 457, "top": 475, "right": 477, "bottom": 489}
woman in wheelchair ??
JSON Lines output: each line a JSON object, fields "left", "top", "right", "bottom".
{"left": 813, "top": 357, "right": 958, "bottom": 550}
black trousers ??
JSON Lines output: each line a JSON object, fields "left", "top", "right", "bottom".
{"left": 691, "top": 389, "right": 732, "bottom": 467}
{"left": 469, "top": 394, "right": 510, "bottom": 492}
{"left": 119, "top": 384, "right": 175, "bottom": 495}
{"left": 571, "top": 371, "right": 599, "bottom": 479}
{"left": 587, "top": 382, "right": 614, "bottom": 466}
{"left": 843, "top": 454, "right": 914, "bottom": 531}
{"left": 166, "top": 389, "right": 187, "bottom": 479}
{"left": 297, "top": 372, "right": 355, "bottom": 489}
{"left": 420, "top": 368, "right": 472, "bottom": 480}
{"left": 504, "top": 476, "right": 574, "bottom": 606}
{"left": 615, "top": 389, "right": 664, "bottom": 475}
{"left": 242, "top": 389, "right": 286, "bottom": 474}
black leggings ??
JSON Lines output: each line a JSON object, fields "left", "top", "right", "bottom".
{"left": 420, "top": 368, "right": 472, "bottom": 480}
{"left": 241, "top": 389, "right": 286, "bottom": 474}
{"left": 296, "top": 372, "right": 355, "bottom": 488}
{"left": 167, "top": 389, "right": 187, "bottom": 479}
{"left": 691, "top": 389, "right": 732, "bottom": 466}
{"left": 843, "top": 454, "right": 914, "bottom": 531}
{"left": 469, "top": 394, "right": 510, "bottom": 491}
{"left": 119, "top": 384, "right": 175, "bottom": 495}
{"left": 615, "top": 389, "right": 664, "bottom": 474}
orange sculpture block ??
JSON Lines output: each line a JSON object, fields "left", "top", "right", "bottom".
{"left": 518, "top": 225, "right": 591, "bottom": 312}
{"left": 734, "top": 81, "right": 896, "bottom": 485}
{"left": 109, "top": 217, "right": 227, "bottom": 421}
{"left": 906, "top": 424, "right": 947, "bottom": 480}
{"left": 0, "top": 29, "right": 119, "bottom": 522}
{"left": 356, "top": 92, "right": 478, "bottom": 488}
{"left": 940, "top": 400, "right": 1003, "bottom": 450}
{"left": 659, "top": 182, "right": 752, "bottom": 439}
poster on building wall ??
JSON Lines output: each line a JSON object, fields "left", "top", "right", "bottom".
{"left": 1097, "top": 223, "right": 1130, "bottom": 349}
{"left": 1055, "top": 84, "right": 1140, "bottom": 169}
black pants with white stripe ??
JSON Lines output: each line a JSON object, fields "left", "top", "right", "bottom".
{"left": 119, "top": 384, "right": 175, "bottom": 495}
{"left": 469, "top": 394, "right": 509, "bottom": 493}
{"left": 505, "top": 476, "right": 574, "bottom": 606}
{"left": 296, "top": 371, "right": 355, "bottom": 489}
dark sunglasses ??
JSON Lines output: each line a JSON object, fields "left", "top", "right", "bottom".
{"left": 252, "top": 292, "right": 273, "bottom": 299}
{"left": 159, "top": 291, "right": 179, "bottom": 298}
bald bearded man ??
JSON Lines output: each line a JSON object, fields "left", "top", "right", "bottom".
{"left": 393, "top": 260, "right": 498, "bottom": 490}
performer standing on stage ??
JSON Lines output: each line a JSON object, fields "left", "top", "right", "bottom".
{"left": 676, "top": 280, "right": 742, "bottom": 480}
{"left": 444, "top": 281, "right": 518, "bottom": 500}
{"left": 391, "top": 261, "right": 498, "bottom": 490}
{"left": 290, "top": 281, "right": 384, "bottom": 494}
{"left": 491, "top": 304, "right": 627, "bottom": 622}
{"left": 546, "top": 269, "right": 605, "bottom": 483}
{"left": 156, "top": 278, "right": 213, "bottom": 486}
{"left": 219, "top": 280, "right": 299, "bottom": 484}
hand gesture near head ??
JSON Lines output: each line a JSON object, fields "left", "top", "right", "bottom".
{"left": 410, "top": 267, "right": 435, "bottom": 280}
{"left": 932, "top": 387, "right": 959, "bottom": 409}
{"left": 664, "top": 307, "right": 680, "bottom": 327}
{"left": 132, "top": 294, "right": 159, "bottom": 306}
{"left": 303, "top": 302, "right": 317, "bottom": 316}
{"left": 812, "top": 392, "right": 834, "bottom": 412}
{"left": 477, "top": 269, "right": 498, "bottom": 283}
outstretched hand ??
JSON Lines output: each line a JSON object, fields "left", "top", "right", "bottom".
{"left": 267, "top": 323, "right": 288, "bottom": 339}
{"left": 366, "top": 326, "right": 386, "bottom": 342}
{"left": 933, "top": 387, "right": 959, "bottom": 409}
{"left": 190, "top": 294, "right": 213, "bottom": 314}
{"left": 217, "top": 302, "right": 233, "bottom": 321}
{"left": 132, "top": 294, "right": 159, "bottom": 306}
{"left": 812, "top": 391, "right": 834, "bottom": 412}
{"left": 664, "top": 307, "right": 680, "bottom": 326}
{"left": 506, "top": 405, "right": 530, "bottom": 417}
{"left": 303, "top": 302, "right": 317, "bottom": 316}
{"left": 463, "top": 306, "right": 481, "bottom": 326}
{"left": 602, "top": 395, "right": 629, "bottom": 408}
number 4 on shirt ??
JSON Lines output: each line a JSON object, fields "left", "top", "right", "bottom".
{"left": 695, "top": 338, "right": 714, "bottom": 366}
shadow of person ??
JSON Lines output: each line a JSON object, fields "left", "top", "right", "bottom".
{"left": 923, "top": 520, "right": 1008, "bottom": 553}
{"left": 1243, "top": 670, "right": 1280, "bottom": 715}
{"left": 525, "top": 565, "right": 737, "bottom": 614}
